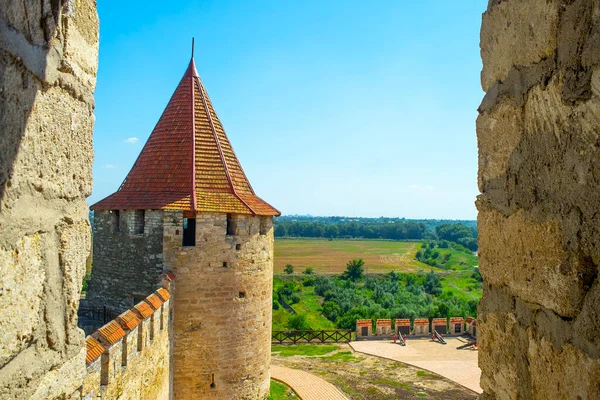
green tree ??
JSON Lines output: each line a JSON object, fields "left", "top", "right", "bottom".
{"left": 343, "top": 258, "right": 365, "bottom": 281}
{"left": 284, "top": 264, "right": 294, "bottom": 274}
{"left": 288, "top": 314, "right": 311, "bottom": 330}
{"left": 424, "top": 271, "right": 442, "bottom": 295}
{"left": 303, "top": 266, "right": 314, "bottom": 275}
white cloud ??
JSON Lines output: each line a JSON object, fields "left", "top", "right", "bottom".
{"left": 104, "top": 164, "right": 117, "bottom": 169}
{"left": 407, "top": 184, "right": 434, "bottom": 192}
{"left": 124, "top": 137, "right": 139, "bottom": 144}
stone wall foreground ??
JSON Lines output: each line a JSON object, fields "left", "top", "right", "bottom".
{"left": 477, "top": 0, "right": 600, "bottom": 399}
{"left": 0, "top": 1, "right": 98, "bottom": 399}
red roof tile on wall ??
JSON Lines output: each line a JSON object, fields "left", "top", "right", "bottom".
{"left": 117, "top": 310, "right": 141, "bottom": 331}
{"left": 90, "top": 57, "right": 279, "bottom": 216}
{"left": 97, "top": 320, "right": 126, "bottom": 346}
{"left": 156, "top": 288, "right": 171, "bottom": 301}
{"left": 86, "top": 337, "right": 104, "bottom": 364}
{"left": 145, "top": 294, "right": 163, "bottom": 310}
{"left": 133, "top": 301, "right": 154, "bottom": 319}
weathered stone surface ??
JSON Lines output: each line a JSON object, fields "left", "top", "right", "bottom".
{"left": 0, "top": 1, "right": 98, "bottom": 398}
{"left": 480, "top": 0, "right": 559, "bottom": 92}
{"left": 164, "top": 212, "right": 273, "bottom": 400}
{"left": 86, "top": 210, "right": 165, "bottom": 313}
{"left": 478, "top": 0, "right": 600, "bottom": 397}
{"left": 476, "top": 99, "right": 523, "bottom": 191}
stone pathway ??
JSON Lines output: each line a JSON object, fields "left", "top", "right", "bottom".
{"left": 270, "top": 364, "right": 348, "bottom": 400}
{"left": 350, "top": 338, "right": 482, "bottom": 393}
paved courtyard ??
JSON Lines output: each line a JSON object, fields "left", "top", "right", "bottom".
{"left": 350, "top": 337, "right": 481, "bottom": 393}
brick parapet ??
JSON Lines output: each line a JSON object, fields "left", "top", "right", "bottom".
{"left": 81, "top": 287, "right": 172, "bottom": 399}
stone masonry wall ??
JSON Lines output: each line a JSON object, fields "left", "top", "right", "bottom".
{"left": 164, "top": 212, "right": 273, "bottom": 400}
{"left": 83, "top": 287, "right": 172, "bottom": 399}
{"left": 478, "top": 1, "right": 600, "bottom": 398}
{"left": 0, "top": 1, "right": 98, "bottom": 399}
{"left": 87, "top": 210, "right": 165, "bottom": 313}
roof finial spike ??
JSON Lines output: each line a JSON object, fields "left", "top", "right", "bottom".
{"left": 191, "top": 37, "right": 195, "bottom": 59}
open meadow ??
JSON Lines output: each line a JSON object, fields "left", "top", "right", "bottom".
{"left": 274, "top": 238, "right": 429, "bottom": 274}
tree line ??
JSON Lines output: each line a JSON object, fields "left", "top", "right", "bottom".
{"left": 274, "top": 218, "right": 478, "bottom": 250}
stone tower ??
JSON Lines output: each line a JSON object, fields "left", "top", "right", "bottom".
{"left": 87, "top": 54, "right": 279, "bottom": 399}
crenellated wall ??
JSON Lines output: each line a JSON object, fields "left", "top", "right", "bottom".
{"left": 82, "top": 286, "right": 173, "bottom": 400}
{"left": 0, "top": 1, "right": 98, "bottom": 399}
{"left": 478, "top": 0, "right": 600, "bottom": 398}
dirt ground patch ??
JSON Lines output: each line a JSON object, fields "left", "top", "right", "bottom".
{"left": 350, "top": 338, "right": 481, "bottom": 393}
{"left": 274, "top": 239, "right": 429, "bottom": 274}
{"left": 271, "top": 343, "right": 477, "bottom": 399}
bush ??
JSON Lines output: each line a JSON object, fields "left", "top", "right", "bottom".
{"left": 289, "top": 294, "right": 301, "bottom": 304}
{"left": 288, "top": 314, "right": 311, "bottom": 330}
{"left": 303, "top": 277, "right": 315, "bottom": 287}
{"left": 303, "top": 266, "right": 314, "bottom": 275}
{"left": 284, "top": 264, "right": 294, "bottom": 274}
{"left": 273, "top": 300, "right": 281, "bottom": 310}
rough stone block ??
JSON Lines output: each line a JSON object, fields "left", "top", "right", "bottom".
{"left": 480, "top": 0, "right": 559, "bottom": 91}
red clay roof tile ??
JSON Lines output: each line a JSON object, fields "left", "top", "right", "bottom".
{"left": 133, "top": 301, "right": 154, "bottom": 319}
{"left": 86, "top": 336, "right": 104, "bottom": 364}
{"left": 97, "top": 320, "right": 126, "bottom": 346}
{"left": 145, "top": 294, "right": 163, "bottom": 310}
{"left": 156, "top": 288, "right": 171, "bottom": 301}
{"left": 117, "top": 310, "right": 141, "bottom": 331}
{"left": 90, "top": 58, "right": 279, "bottom": 216}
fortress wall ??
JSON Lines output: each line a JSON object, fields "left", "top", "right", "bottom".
{"left": 163, "top": 211, "right": 273, "bottom": 400}
{"left": 478, "top": 1, "right": 600, "bottom": 398}
{"left": 87, "top": 210, "right": 165, "bottom": 312}
{"left": 82, "top": 288, "right": 172, "bottom": 400}
{"left": 0, "top": 1, "right": 98, "bottom": 399}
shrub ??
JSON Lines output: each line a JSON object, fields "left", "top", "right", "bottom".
{"left": 288, "top": 314, "right": 310, "bottom": 330}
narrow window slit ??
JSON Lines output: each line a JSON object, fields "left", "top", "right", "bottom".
{"left": 182, "top": 218, "right": 196, "bottom": 246}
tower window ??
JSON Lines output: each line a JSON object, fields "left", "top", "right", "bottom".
{"left": 111, "top": 210, "right": 120, "bottom": 233}
{"left": 259, "top": 217, "right": 268, "bottom": 235}
{"left": 134, "top": 210, "right": 145, "bottom": 234}
{"left": 182, "top": 218, "right": 196, "bottom": 247}
{"left": 226, "top": 214, "right": 237, "bottom": 236}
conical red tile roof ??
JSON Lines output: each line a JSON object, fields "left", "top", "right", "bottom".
{"left": 91, "top": 58, "right": 279, "bottom": 216}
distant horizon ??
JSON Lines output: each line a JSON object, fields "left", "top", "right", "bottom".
{"left": 276, "top": 214, "right": 476, "bottom": 221}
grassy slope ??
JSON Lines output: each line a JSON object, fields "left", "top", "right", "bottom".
{"left": 272, "top": 277, "right": 336, "bottom": 331}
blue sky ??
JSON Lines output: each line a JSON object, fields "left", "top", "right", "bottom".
{"left": 92, "top": 0, "right": 487, "bottom": 219}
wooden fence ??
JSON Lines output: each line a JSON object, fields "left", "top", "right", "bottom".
{"left": 272, "top": 330, "right": 353, "bottom": 344}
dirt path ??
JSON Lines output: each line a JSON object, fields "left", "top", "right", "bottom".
{"left": 271, "top": 365, "right": 348, "bottom": 400}
{"left": 350, "top": 338, "right": 481, "bottom": 393}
